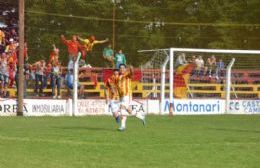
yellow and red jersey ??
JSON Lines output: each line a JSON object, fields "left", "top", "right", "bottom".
{"left": 8, "top": 52, "right": 17, "bottom": 65}
{"left": 105, "top": 75, "right": 119, "bottom": 100}
{"left": 78, "top": 37, "right": 106, "bottom": 52}
{"left": 118, "top": 72, "right": 132, "bottom": 97}
{"left": 79, "top": 38, "right": 101, "bottom": 52}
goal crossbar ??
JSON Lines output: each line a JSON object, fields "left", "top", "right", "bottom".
{"left": 138, "top": 48, "right": 260, "bottom": 54}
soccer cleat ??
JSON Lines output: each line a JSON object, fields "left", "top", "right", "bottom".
{"left": 117, "top": 127, "right": 125, "bottom": 132}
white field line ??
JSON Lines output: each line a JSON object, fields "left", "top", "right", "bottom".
{"left": 0, "top": 135, "right": 259, "bottom": 147}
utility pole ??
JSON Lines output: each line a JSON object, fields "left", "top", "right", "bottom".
{"left": 112, "top": 0, "right": 121, "bottom": 51}
{"left": 17, "top": 0, "right": 25, "bottom": 116}
{"left": 112, "top": 3, "right": 116, "bottom": 51}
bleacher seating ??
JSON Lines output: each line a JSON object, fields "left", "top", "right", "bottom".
{"left": 4, "top": 68, "right": 260, "bottom": 99}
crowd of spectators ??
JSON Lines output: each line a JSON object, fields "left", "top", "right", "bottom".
{"left": 0, "top": 4, "right": 20, "bottom": 98}
{"left": 1, "top": 5, "right": 224, "bottom": 99}
{"left": 175, "top": 53, "right": 225, "bottom": 81}
{"left": 0, "top": 6, "right": 129, "bottom": 99}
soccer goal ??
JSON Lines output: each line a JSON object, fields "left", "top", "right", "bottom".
{"left": 139, "top": 48, "right": 260, "bottom": 114}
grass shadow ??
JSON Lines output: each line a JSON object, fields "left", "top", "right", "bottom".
{"left": 208, "top": 127, "right": 260, "bottom": 134}
{"left": 54, "top": 126, "right": 115, "bottom": 132}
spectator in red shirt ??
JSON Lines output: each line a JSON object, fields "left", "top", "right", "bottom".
{"left": 49, "top": 44, "right": 59, "bottom": 65}
{"left": 8, "top": 50, "right": 17, "bottom": 65}
{"left": 61, "top": 34, "right": 81, "bottom": 60}
{"left": 8, "top": 61, "right": 15, "bottom": 88}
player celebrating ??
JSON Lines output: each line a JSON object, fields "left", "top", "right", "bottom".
{"left": 77, "top": 35, "right": 109, "bottom": 61}
{"left": 117, "top": 64, "right": 145, "bottom": 131}
{"left": 105, "top": 69, "right": 121, "bottom": 125}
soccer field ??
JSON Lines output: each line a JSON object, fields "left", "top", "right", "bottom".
{"left": 0, "top": 115, "right": 259, "bottom": 168}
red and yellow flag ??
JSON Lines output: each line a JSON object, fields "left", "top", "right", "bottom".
{"left": 174, "top": 63, "right": 195, "bottom": 98}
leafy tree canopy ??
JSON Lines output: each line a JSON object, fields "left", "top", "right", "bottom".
{"left": 24, "top": 0, "right": 260, "bottom": 67}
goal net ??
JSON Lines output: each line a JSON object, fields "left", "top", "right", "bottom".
{"left": 140, "top": 50, "right": 169, "bottom": 98}
{"left": 139, "top": 48, "right": 260, "bottom": 112}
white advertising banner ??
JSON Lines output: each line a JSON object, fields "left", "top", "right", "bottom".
{"left": 131, "top": 99, "right": 147, "bottom": 115}
{"left": 229, "top": 100, "right": 260, "bottom": 114}
{"left": 0, "top": 99, "right": 68, "bottom": 116}
{"left": 147, "top": 100, "right": 160, "bottom": 114}
{"left": 76, "top": 99, "right": 147, "bottom": 116}
{"left": 24, "top": 99, "right": 68, "bottom": 116}
{"left": 1, "top": 98, "right": 260, "bottom": 116}
{"left": 0, "top": 99, "right": 19, "bottom": 116}
{"left": 162, "top": 99, "right": 225, "bottom": 115}
{"left": 77, "top": 99, "right": 109, "bottom": 116}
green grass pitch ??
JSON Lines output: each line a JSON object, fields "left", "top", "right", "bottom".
{"left": 0, "top": 115, "right": 260, "bottom": 168}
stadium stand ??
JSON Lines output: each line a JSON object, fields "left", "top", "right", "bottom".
{"left": 3, "top": 67, "right": 260, "bottom": 99}
{"left": 0, "top": 3, "right": 259, "bottom": 100}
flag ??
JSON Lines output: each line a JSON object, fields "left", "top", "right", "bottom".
{"left": 174, "top": 63, "right": 195, "bottom": 98}
{"left": 103, "top": 69, "right": 114, "bottom": 84}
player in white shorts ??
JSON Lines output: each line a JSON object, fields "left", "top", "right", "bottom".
{"left": 105, "top": 69, "right": 121, "bottom": 125}
{"left": 117, "top": 64, "right": 145, "bottom": 131}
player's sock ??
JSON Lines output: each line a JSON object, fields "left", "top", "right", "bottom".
{"left": 115, "top": 115, "right": 121, "bottom": 124}
{"left": 118, "top": 116, "right": 126, "bottom": 131}
{"left": 120, "top": 116, "right": 127, "bottom": 129}
{"left": 113, "top": 112, "right": 121, "bottom": 124}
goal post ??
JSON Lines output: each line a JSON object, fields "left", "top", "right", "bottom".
{"left": 139, "top": 48, "right": 260, "bottom": 114}
{"left": 225, "top": 58, "right": 235, "bottom": 114}
{"left": 168, "top": 48, "right": 260, "bottom": 113}
{"left": 160, "top": 54, "right": 169, "bottom": 114}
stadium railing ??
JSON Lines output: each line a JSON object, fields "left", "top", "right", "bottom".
{"left": 4, "top": 67, "right": 260, "bottom": 99}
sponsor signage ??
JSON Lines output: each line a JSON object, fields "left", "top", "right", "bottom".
{"left": 147, "top": 100, "right": 160, "bottom": 114}
{"left": 229, "top": 100, "right": 260, "bottom": 114}
{"left": 77, "top": 99, "right": 109, "bottom": 115}
{"left": 25, "top": 99, "right": 67, "bottom": 116}
{"left": 163, "top": 99, "right": 225, "bottom": 115}
{"left": 131, "top": 99, "right": 147, "bottom": 115}
{"left": 0, "top": 99, "right": 23, "bottom": 116}
{"left": 1, "top": 98, "right": 260, "bottom": 116}
{"left": 0, "top": 99, "right": 67, "bottom": 116}
{"left": 76, "top": 99, "right": 147, "bottom": 116}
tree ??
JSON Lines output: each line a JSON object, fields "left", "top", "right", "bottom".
{"left": 25, "top": 0, "right": 260, "bottom": 66}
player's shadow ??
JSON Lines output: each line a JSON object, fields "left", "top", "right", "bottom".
{"left": 208, "top": 127, "right": 260, "bottom": 134}
{"left": 56, "top": 126, "right": 115, "bottom": 132}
